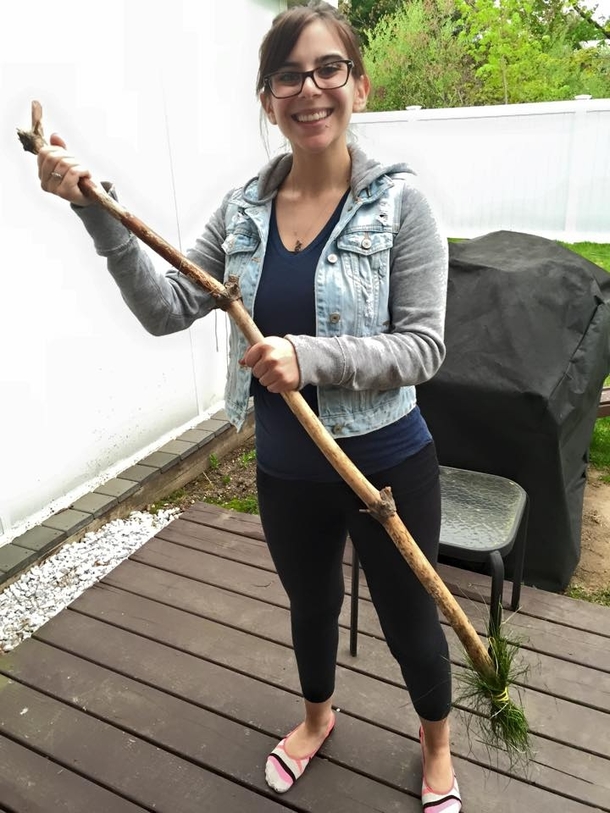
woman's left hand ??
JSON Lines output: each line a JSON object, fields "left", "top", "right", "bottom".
{"left": 241, "top": 337, "right": 300, "bottom": 393}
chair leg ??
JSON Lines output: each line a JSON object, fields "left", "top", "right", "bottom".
{"left": 510, "top": 497, "right": 529, "bottom": 611}
{"left": 350, "top": 546, "right": 359, "bottom": 657}
{"left": 488, "top": 550, "right": 504, "bottom": 636}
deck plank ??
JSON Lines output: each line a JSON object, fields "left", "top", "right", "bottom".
{"left": 0, "top": 501, "right": 609, "bottom": 812}
{"left": 0, "top": 734, "right": 148, "bottom": 813}
{"left": 86, "top": 565, "right": 610, "bottom": 791}
{"left": 19, "top": 608, "right": 607, "bottom": 812}
{"left": 0, "top": 645, "right": 402, "bottom": 813}
{"left": 0, "top": 679, "right": 289, "bottom": 813}
{"left": 154, "top": 521, "right": 610, "bottom": 666}
{"left": 183, "top": 504, "right": 610, "bottom": 637}
{"left": 129, "top": 536, "right": 610, "bottom": 712}
{"left": 51, "top": 581, "right": 610, "bottom": 807}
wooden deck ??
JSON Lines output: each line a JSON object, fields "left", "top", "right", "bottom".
{"left": 0, "top": 502, "right": 609, "bottom": 812}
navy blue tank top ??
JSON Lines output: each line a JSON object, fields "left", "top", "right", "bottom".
{"left": 252, "top": 190, "right": 431, "bottom": 481}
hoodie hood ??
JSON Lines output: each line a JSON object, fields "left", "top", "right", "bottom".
{"left": 241, "top": 145, "right": 415, "bottom": 205}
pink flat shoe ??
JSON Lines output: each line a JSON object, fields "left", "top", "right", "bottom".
{"left": 265, "top": 713, "right": 336, "bottom": 793}
{"left": 422, "top": 774, "right": 462, "bottom": 812}
{"left": 420, "top": 727, "right": 462, "bottom": 812}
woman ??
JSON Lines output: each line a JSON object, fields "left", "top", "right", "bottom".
{"left": 36, "top": 3, "right": 459, "bottom": 810}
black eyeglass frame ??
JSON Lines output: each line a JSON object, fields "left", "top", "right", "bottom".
{"left": 264, "top": 59, "right": 355, "bottom": 99}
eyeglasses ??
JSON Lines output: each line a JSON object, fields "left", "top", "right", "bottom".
{"left": 264, "top": 59, "right": 354, "bottom": 99}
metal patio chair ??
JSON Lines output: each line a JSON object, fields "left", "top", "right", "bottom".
{"left": 349, "top": 466, "right": 529, "bottom": 655}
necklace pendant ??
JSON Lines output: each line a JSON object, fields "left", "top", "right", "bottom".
{"left": 293, "top": 239, "right": 303, "bottom": 253}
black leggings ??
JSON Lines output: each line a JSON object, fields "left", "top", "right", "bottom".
{"left": 256, "top": 441, "right": 452, "bottom": 722}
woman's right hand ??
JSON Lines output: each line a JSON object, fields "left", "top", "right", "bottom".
{"left": 37, "top": 133, "right": 93, "bottom": 206}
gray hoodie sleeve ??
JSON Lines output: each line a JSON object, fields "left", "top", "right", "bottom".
{"left": 73, "top": 187, "right": 230, "bottom": 336}
{"left": 286, "top": 179, "right": 448, "bottom": 391}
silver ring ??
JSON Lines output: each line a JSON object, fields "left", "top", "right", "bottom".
{"left": 49, "top": 171, "right": 63, "bottom": 181}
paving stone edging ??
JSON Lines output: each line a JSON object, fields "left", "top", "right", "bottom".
{"left": 0, "top": 408, "right": 255, "bottom": 589}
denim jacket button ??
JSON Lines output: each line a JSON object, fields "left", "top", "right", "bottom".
{"left": 327, "top": 253, "right": 338, "bottom": 263}
{"left": 329, "top": 312, "right": 341, "bottom": 324}
{"left": 333, "top": 424, "right": 344, "bottom": 434}
{"left": 361, "top": 237, "right": 372, "bottom": 250}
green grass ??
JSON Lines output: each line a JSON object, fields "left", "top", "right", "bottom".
{"left": 565, "top": 584, "right": 610, "bottom": 607}
{"left": 590, "top": 417, "right": 610, "bottom": 481}
{"left": 560, "top": 241, "right": 610, "bottom": 272}
{"left": 149, "top": 487, "right": 188, "bottom": 514}
{"left": 239, "top": 449, "right": 257, "bottom": 467}
{"left": 209, "top": 495, "right": 259, "bottom": 514}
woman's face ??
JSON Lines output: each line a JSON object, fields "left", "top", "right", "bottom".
{"left": 261, "top": 19, "right": 370, "bottom": 157}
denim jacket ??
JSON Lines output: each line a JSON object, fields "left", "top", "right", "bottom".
{"left": 74, "top": 146, "right": 448, "bottom": 437}
{"left": 219, "top": 148, "right": 448, "bottom": 435}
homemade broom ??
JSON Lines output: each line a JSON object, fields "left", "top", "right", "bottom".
{"left": 18, "top": 100, "right": 531, "bottom": 761}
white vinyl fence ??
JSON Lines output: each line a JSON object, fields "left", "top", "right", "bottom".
{"left": 352, "top": 98, "right": 610, "bottom": 243}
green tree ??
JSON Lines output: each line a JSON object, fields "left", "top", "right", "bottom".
{"left": 567, "top": 1, "right": 610, "bottom": 40}
{"left": 358, "top": 0, "right": 610, "bottom": 109}
{"left": 339, "top": 0, "right": 405, "bottom": 43}
{"left": 526, "top": 0, "right": 602, "bottom": 45}
{"left": 456, "top": 0, "right": 553, "bottom": 104}
{"left": 457, "top": 0, "right": 610, "bottom": 103}
{"left": 364, "top": 0, "right": 477, "bottom": 109}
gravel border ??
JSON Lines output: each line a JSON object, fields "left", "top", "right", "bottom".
{"left": 0, "top": 508, "right": 180, "bottom": 653}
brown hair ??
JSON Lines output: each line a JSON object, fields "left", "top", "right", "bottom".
{"left": 256, "top": 1, "right": 366, "bottom": 96}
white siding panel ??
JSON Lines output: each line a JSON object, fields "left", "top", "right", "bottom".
{"left": 0, "top": 0, "right": 281, "bottom": 542}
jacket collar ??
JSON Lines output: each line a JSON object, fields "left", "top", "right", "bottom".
{"left": 240, "top": 145, "right": 414, "bottom": 206}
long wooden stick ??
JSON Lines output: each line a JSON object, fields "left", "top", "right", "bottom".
{"left": 19, "top": 101, "right": 495, "bottom": 680}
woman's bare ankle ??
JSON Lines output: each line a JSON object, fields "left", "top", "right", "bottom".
{"left": 284, "top": 709, "right": 335, "bottom": 759}
{"left": 420, "top": 717, "right": 454, "bottom": 791}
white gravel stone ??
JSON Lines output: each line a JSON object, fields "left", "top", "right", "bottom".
{"left": 0, "top": 508, "right": 180, "bottom": 653}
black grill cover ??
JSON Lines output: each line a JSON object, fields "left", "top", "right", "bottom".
{"left": 417, "top": 231, "right": 610, "bottom": 591}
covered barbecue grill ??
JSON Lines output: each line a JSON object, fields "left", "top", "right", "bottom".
{"left": 417, "top": 230, "right": 610, "bottom": 591}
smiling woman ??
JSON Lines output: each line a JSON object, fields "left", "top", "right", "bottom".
{"left": 257, "top": 19, "right": 370, "bottom": 193}
{"left": 29, "top": 1, "right": 459, "bottom": 808}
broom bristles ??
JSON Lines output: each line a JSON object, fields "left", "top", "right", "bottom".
{"left": 457, "top": 629, "right": 532, "bottom": 769}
